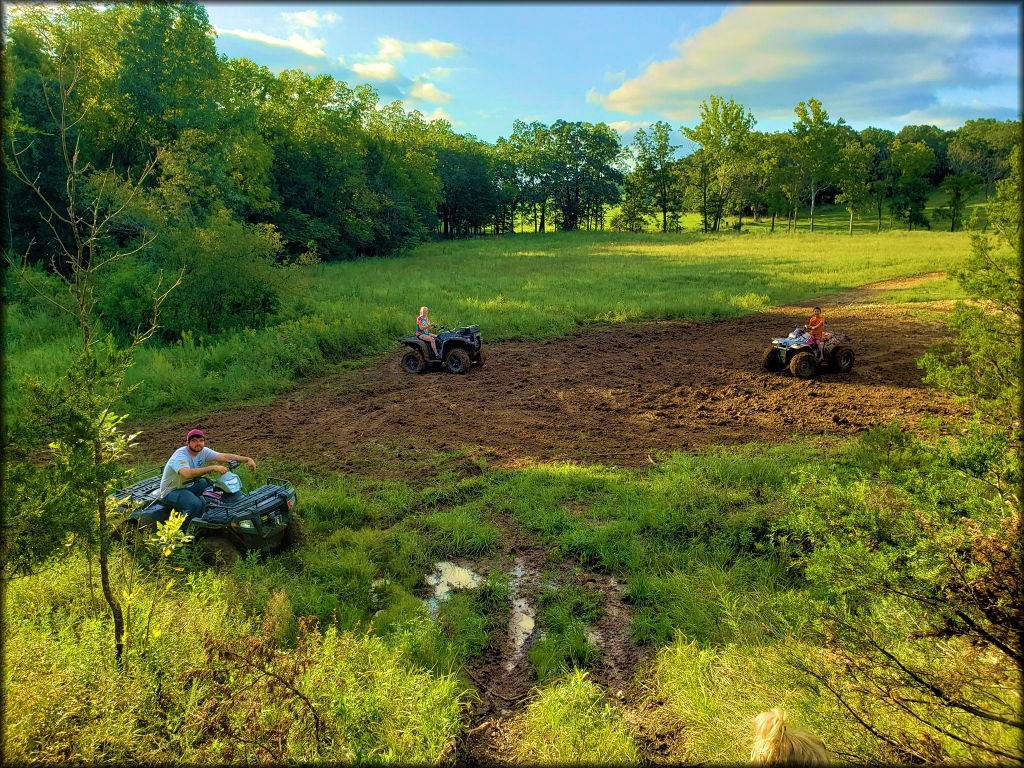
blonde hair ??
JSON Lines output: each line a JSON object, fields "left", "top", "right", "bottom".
{"left": 750, "top": 710, "right": 829, "bottom": 765}
{"left": 420, "top": 306, "right": 428, "bottom": 315}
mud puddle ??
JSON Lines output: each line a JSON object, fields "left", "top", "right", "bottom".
{"left": 451, "top": 514, "right": 654, "bottom": 765}
{"left": 424, "top": 561, "right": 484, "bottom": 616}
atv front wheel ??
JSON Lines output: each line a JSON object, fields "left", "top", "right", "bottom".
{"left": 401, "top": 349, "right": 427, "bottom": 374}
{"left": 475, "top": 349, "right": 486, "bottom": 368}
{"left": 445, "top": 347, "right": 471, "bottom": 374}
{"left": 831, "top": 345, "right": 855, "bottom": 373}
{"left": 762, "top": 346, "right": 785, "bottom": 372}
{"left": 199, "top": 537, "right": 240, "bottom": 568}
{"left": 281, "top": 514, "right": 305, "bottom": 549}
{"left": 789, "top": 351, "right": 816, "bottom": 379}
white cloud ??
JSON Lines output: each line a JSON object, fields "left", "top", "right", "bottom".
{"left": 352, "top": 61, "right": 400, "bottom": 81}
{"left": 216, "top": 27, "right": 326, "bottom": 57}
{"left": 608, "top": 120, "right": 651, "bottom": 133}
{"left": 589, "top": 4, "right": 1018, "bottom": 125}
{"left": 409, "top": 82, "right": 452, "bottom": 104}
{"left": 337, "top": 56, "right": 345, "bottom": 66}
{"left": 430, "top": 67, "right": 453, "bottom": 79}
{"left": 373, "top": 36, "right": 459, "bottom": 61}
{"left": 424, "top": 107, "right": 453, "bottom": 123}
{"left": 281, "top": 10, "right": 337, "bottom": 29}
{"left": 417, "top": 40, "right": 458, "bottom": 58}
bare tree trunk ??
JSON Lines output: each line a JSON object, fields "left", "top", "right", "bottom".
{"left": 849, "top": 210, "right": 854, "bottom": 235}
{"left": 96, "top": 442, "right": 124, "bottom": 664}
{"left": 809, "top": 181, "right": 816, "bottom": 232}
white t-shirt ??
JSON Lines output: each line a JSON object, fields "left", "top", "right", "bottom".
{"left": 159, "top": 445, "right": 218, "bottom": 498}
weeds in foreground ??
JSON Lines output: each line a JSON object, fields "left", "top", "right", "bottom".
{"left": 6, "top": 426, "right": 1018, "bottom": 763}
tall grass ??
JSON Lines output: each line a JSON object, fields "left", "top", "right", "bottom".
{"left": 3, "top": 555, "right": 471, "bottom": 763}
{"left": 507, "top": 670, "right": 640, "bottom": 764}
{"left": 6, "top": 226, "right": 969, "bottom": 419}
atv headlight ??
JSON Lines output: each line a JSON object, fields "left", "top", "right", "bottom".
{"left": 238, "top": 519, "right": 255, "bottom": 530}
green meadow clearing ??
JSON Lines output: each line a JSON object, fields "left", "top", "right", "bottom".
{"left": 6, "top": 215, "right": 1019, "bottom": 764}
{"left": 6, "top": 218, "right": 970, "bottom": 419}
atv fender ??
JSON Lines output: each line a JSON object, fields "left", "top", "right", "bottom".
{"left": 400, "top": 337, "right": 432, "bottom": 357}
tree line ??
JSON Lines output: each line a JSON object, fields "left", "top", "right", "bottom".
{"left": 3, "top": 3, "right": 1019, "bottom": 342}
{"left": 618, "top": 96, "right": 1019, "bottom": 236}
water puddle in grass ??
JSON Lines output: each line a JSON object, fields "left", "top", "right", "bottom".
{"left": 424, "top": 561, "right": 483, "bottom": 616}
{"left": 506, "top": 560, "right": 537, "bottom": 670}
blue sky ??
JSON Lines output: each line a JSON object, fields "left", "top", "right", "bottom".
{"left": 204, "top": 2, "right": 1021, "bottom": 145}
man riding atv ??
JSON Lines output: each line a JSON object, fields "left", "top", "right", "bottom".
{"left": 115, "top": 428, "right": 298, "bottom": 560}
{"left": 160, "top": 429, "right": 256, "bottom": 525}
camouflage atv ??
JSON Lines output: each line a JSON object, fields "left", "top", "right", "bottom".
{"left": 762, "top": 328, "right": 855, "bottom": 379}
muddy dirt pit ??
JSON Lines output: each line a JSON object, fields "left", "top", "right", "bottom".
{"left": 134, "top": 279, "right": 961, "bottom": 473}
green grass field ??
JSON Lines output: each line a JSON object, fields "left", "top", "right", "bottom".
{"left": 5, "top": 217, "right": 972, "bottom": 419}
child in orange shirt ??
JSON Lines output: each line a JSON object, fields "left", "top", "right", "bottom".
{"left": 806, "top": 306, "right": 824, "bottom": 357}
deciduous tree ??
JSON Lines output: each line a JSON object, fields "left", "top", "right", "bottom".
{"left": 682, "top": 95, "right": 755, "bottom": 232}
{"left": 792, "top": 98, "right": 846, "bottom": 232}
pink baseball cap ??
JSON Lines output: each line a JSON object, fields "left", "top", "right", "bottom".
{"left": 186, "top": 429, "right": 205, "bottom": 441}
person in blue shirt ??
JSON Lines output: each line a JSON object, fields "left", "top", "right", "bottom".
{"left": 416, "top": 305, "right": 439, "bottom": 358}
{"left": 159, "top": 429, "right": 256, "bottom": 523}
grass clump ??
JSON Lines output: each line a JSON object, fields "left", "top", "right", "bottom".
{"left": 644, "top": 637, "right": 873, "bottom": 763}
{"left": 508, "top": 669, "right": 640, "bottom": 764}
{"left": 436, "top": 568, "right": 511, "bottom": 661}
{"left": 529, "top": 582, "right": 603, "bottom": 683}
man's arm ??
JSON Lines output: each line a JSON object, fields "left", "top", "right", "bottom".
{"left": 178, "top": 464, "right": 227, "bottom": 480}
{"left": 214, "top": 452, "right": 257, "bottom": 473}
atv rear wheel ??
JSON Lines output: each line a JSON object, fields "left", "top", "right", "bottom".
{"left": 789, "top": 351, "right": 816, "bottom": 379}
{"left": 199, "top": 537, "right": 240, "bottom": 568}
{"left": 401, "top": 349, "right": 427, "bottom": 374}
{"left": 831, "top": 345, "right": 855, "bottom": 373}
{"left": 762, "top": 346, "right": 785, "bottom": 372}
{"left": 445, "top": 347, "right": 470, "bottom": 374}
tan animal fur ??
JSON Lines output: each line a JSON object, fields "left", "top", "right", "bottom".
{"left": 750, "top": 709, "right": 829, "bottom": 765}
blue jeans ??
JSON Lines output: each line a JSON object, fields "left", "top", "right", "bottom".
{"left": 163, "top": 478, "right": 213, "bottom": 524}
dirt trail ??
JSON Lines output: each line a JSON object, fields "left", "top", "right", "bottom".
{"left": 133, "top": 274, "right": 962, "bottom": 472}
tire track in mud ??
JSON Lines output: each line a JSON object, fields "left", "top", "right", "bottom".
{"left": 446, "top": 514, "right": 653, "bottom": 765}
{"left": 133, "top": 276, "right": 962, "bottom": 473}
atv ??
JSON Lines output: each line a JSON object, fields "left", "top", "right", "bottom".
{"left": 112, "top": 460, "right": 299, "bottom": 562}
{"left": 762, "top": 328, "right": 855, "bottom": 379}
{"left": 400, "top": 323, "right": 485, "bottom": 374}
